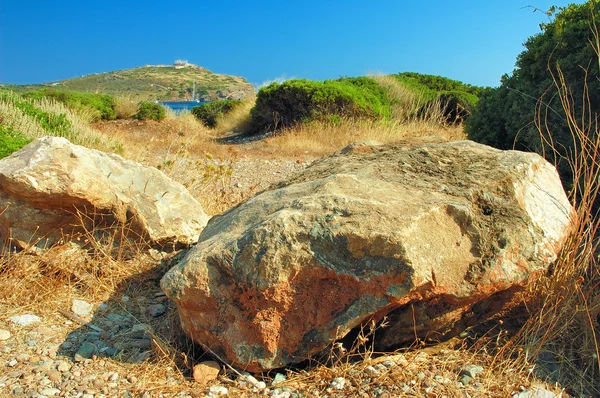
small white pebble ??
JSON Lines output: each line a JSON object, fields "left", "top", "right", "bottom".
{"left": 208, "top": 385, "right": 228, "bottom": 396}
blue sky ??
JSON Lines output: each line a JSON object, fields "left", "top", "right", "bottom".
{"left": 0, "top": 1, "right": 576, "bottom": 88}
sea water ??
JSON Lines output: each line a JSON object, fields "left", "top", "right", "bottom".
{"left": 160, "top": 101, "right": 209, "bottom": 112}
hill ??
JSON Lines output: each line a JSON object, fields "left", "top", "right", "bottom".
{"left": 4, "top": 62, "right": 255, "bottom": 102}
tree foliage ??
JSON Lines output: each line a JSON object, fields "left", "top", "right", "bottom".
{"left": 466, "top": 2, "right": 600, "bottom": 188}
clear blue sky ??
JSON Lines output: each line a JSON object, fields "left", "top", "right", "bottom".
{"left": 0, "top": 1, "right": 577, "bottom": 88}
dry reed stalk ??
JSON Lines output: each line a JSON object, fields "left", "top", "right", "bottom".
{"left": 494, "top": 32, "right": 600, "bottom": 395}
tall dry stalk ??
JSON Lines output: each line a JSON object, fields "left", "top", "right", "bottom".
{"left": 497, "top": 16, "right": 600, "bottom": 395}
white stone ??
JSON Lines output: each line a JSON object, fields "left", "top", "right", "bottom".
{"left": 208, "top": 385, "right": 228, "bottom": 396}
{"left": 0, "top": 329, "right": 11, "bottom": 340}
{"left": 72, "top": 299, "right": 93, "bottom": 317}
{"left": 9, "top": 314, "right": 41, "bottom": 326}
{"left": 40, "top": 388, "right": 61, "bottom": 396}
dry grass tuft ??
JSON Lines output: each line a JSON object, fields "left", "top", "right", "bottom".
{"left": 114, "top": 96, "right": 140, "bottom": 119}
{"left": 213, "top": 96, "right": 256, "bottom": 135}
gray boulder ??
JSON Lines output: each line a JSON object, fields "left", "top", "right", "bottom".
{"left": 161, "top": 140, "right": 573, "bottom": 371}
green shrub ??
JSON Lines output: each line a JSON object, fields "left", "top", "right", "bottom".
{"left": 249, "top": 78, "right": 391, "bottom": 133}
{"left": 191, "top": 100, "right": 240, "bottom": 128}
{"left": 136, "top": 101, "right": 166, "bottom": 121}
{"left": 0, "top": 123, "right": 32, "bottom": 159}
{"left": 23, "top": 89, "right": 117, "bottom": 121}
{"left": 465, "top": 2, "right": 600, "bottom": 192}
{"left": 395, "top": 72, "right": 484, "bottom": 97}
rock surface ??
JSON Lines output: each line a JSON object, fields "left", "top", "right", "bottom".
{"left": 161, "top": 140, "right": 574, "bottom": 371}
{"left": 0, "top": 137, "right": 209, "bottom": 249}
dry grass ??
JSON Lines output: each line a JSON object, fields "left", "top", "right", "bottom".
{"left": 261, "top": 117, "right": 465, "bottom": 157}
{"left": 213, "top": 96, "right": 256, "bottom": 135}
{"left": 114, "top": 96, "right": 140, "bottom": 119}
{"left": 488, "top": 42, "right": 600, "bottom": 395}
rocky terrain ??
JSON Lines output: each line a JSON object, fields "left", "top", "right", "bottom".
{"left": 0, "top": 137, "right": 572, "bottom": 397}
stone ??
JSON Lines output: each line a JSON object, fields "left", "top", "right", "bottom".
{"left": 39, "top": 388, "right": 61, "bottom": 396}
{"left": 74, "top": 342, "right": 97, "bottom": 362}
{"left": 193, "top": 361, "right": 220, "bottom": 386}
{"left": 272, "top": 373, "right": 286, "bottom": 386}
{"left": 208, "top": 385, "right": 228, "bottom": 396}
{"left": 0, "top": 137, "right": 209, "bottom": 250}
{"left": 161, "top": 140, "right": 574, "bottom": 371}
{"left": 330, "top": 377, "right": 346, "bottom": 390}
{"left": 0, "top": 329, "right": 11, "bottom": 340}
{"left": 459, "top": 364, "right": 484, "bottom": 379}
{"left": 47, "top": 370, "right": 61, "bottom": 382}
{"left": 9, "top": 314, "right": 41, "bottom": 326}
{"left": 148, "top": 303, "right": 166, "bottom": 317}
{"left": 513, "top": 389, "right": 557, "bottom": 398}
{"left": 72, "top": 299, "right": 93, "bottom": 317}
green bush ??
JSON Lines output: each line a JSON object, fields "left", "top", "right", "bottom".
{"left": 465, "top": 2, "right": 600, "bottom": 192}
{"left": 249, "top": 78, "right": 391, "bottom": 133}
{"left": 136, "top": 101, "right": 166, "bottom": 121}
{"left": 0, "top": 124, "right": 32, "bottom": 159}
{"left": 23, "top": 89, "right": 117, "bottom": 121}
{"left": 191, "top": 100, "right": 240, "bottom": 127}
{"left": 395, "top": 72, "right": 484, "bottom": 98}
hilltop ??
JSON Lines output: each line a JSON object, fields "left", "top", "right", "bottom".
{"left": 4, "top": 61, "right": 255, "bottom": 102}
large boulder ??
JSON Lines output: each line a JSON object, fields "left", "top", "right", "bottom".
{"left": 0, "top": 137, "right": 209, "bottom": 250}
{"left": 161, "top": 140, "right": 574, "bottom": 372}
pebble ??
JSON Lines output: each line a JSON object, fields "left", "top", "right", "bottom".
{"left": 513, "top": 389, "right": 558, "bottom": 398}
{"left": 74, "top": 342, "right": 97, "bottom": 362}
{"left": 0, "top": 329, "right": 11, "bottom": 340}
{"left": 208, "top": 385, "right": 228, "bottom": 396}
{"left": 148, "top": 303, "right": 166, "bottom": 317}
{"left": 9, "top": 314, "right": 41, "bottom": 326}
{"left": 8, "top": 359, "right": 17, "bottom": 367}
{"left": 72, "top": 299, "right": 94, "bottom": 317}
{"left": 460, "top": 374, "right": 473, "bottom": 385}
{"left": 40, "top": 387, "right": 61, "bottom": 396}
{"left": 330, "top": 377, "right": 346, "bottom": 390}
{"left": 459, "top": 364, "right": 484, "bottom": 379}
{"left": 271, "top": 373, "right": 286, "bottom": 386}
{"left": 364, "top": 365, "right": 379, "bottom": 377}
{"left": 193, "top": 361, "right": 220, "bottom": 386}
{"left": 47, "top": 369, "right": 61, "bottom": 381}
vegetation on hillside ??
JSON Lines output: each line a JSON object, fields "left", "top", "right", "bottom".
{"left": 0, "top": 90, "right": 122, "bottom": 157}
{"left": 22, "top": 88, "right": 117, "bottom": 121}
{"left": 247, "top": 73, "right": 483, "bottom": 135}
{"left": 6, "top": 64, "right": 255, "bottom": 102}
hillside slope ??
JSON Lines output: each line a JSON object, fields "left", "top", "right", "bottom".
{"left": 5, "top": 63, "right": 255, "bottom": 102}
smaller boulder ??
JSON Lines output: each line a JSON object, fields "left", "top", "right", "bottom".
{"left": 0, "top": 137, "right": 209, "bottom": 250}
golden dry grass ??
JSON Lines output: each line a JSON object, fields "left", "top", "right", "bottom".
{"left": 261, "top": 117, "right": 465, "bottom": 157}
{"left": 114, "top": 96, "right": 140, "bottom": 119}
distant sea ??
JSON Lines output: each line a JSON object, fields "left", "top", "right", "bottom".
{"left": 160, "top": 101, "right": 209, "bottom": 112}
